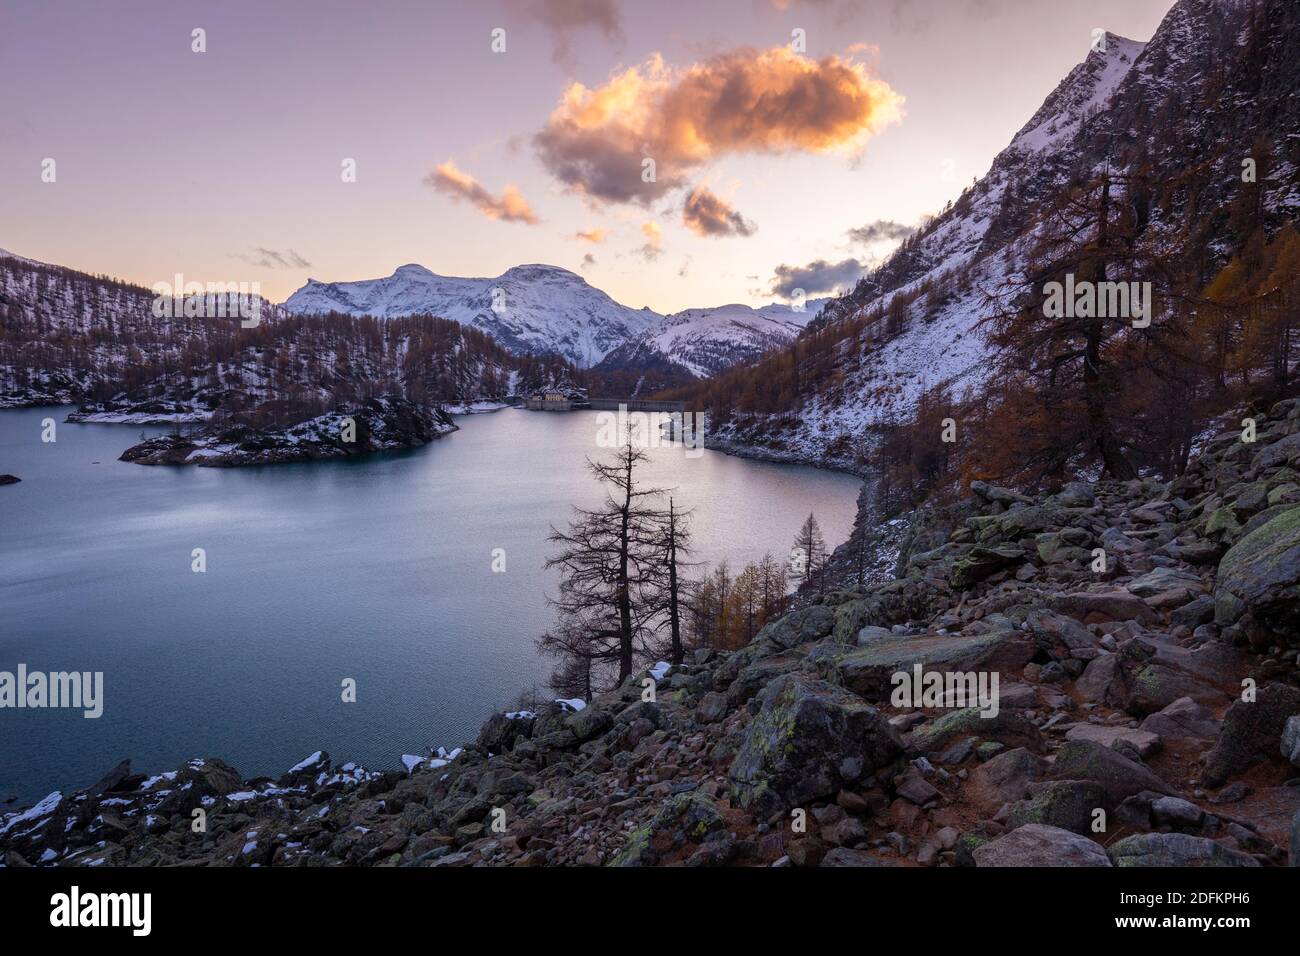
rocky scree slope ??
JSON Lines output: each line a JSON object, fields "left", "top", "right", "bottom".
{"left": 7, "top": 399, "right": 1300, "bottom": 868}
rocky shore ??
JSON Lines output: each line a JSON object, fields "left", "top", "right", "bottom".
{"left": 118, "top": 397, "right": 454, "bottom": 467}
{"left": 7, "top": 399, "right": 1300, "bottom": 868}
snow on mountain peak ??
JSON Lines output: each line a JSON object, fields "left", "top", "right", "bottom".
{"left": 283, "top": 263, "right": 660, "bottom": 367}
{"left": 1010, "top": 33, "right": 1145, "bottom": 155}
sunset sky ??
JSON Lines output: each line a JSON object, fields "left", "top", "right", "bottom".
{"left": 0, "top": 0, "right": 1176, "bottom": 314}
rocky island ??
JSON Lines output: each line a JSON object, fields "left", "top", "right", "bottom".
{"left": 118, "top": 397, "right": 455, "bottom": 468}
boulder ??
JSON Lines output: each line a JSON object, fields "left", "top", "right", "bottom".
{"left": 728, "top": 674, "right": 902, "bottom": 818}
{"left": 1004, "top": 780, "right": 1107, "bottom": 834}
{"left": 1139, "top": 696, "right": 1221, "bottom": 742}
{"left": 965, "top": 748, "right": 1047, "bottom": 813}
{"left": 1214, "top": 505, "right": 1300, "bottom": 639}
{"left": 1048, "top": 740, "right": 1173, "bottom": 805}
{"left": 1050, "top": 592, "right": 1160, "bottom": 626}
{"left": 754, "top": 604, "right": 835, "bottom": 649}
{"left": 819, "top": 847, "right": 897, "bottom": 867}
{"left": 950, "top": 545, "right": 1026, "bottom": 589}
{"left": 1107, "top": 833, "right": 1259, "bottom": 868}
{"left": 910, "top": 707, "right": 1043, "bottom": 755}
{"left": 1064, "top": 724, "right": 1161, "bottom": 758}
{"left": 818, "top": 630, "right": 1034, "bottom": 702}
{"left": 1283, "top": 716, "right": 1300, "bottom": 768}
{"left": 1202, "top": 683, "right": 1300, "bottom": 787}
{"left": 972, "top": 824, "right": 1110, "bottom": 867}
{"left": 608, "top": 792, "right": 725, "bottom": 867}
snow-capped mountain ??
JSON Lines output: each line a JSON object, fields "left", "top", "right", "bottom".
{"left": 595, "top": 299, "right": 828, "bottom": 381}
{"left": 701, "top": 0, "right": 1296, "bottom": 466}
{"left": 283, "top": 263, "right": 661, "bottom": 367}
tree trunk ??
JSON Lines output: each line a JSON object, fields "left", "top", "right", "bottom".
{"left": 667, "top": 499, "right": 683, "bottom": 666}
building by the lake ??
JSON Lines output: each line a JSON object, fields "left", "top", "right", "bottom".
{"left": 525, "top": 387, "right": 589, "bottom": 411}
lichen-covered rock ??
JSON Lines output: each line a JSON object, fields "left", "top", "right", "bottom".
{"left": 1048, "top": 740, "right": 1173, "bottom": 805}
{"left": 728, "top": 674, "right": 902, "bottom": 819}
{"left": 973, "top": 824, "right": 1110, "bottom": 867}
{"left": 1214, "top": 505, "right": 1300, "bottom": 640}
{"left": 1004, "top": 780, "right": 1107, "bottom": 834}
{"left": 910, "top": 707, "right": 1044, "bottom": 755}
{"left": 1107, "top": 833, "right": 1259, "bottom": 867}
{"left": 608, "top": 792, "right": 724, "bottom": 867}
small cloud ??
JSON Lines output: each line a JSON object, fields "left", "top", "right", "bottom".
{"left": 424, "top": 160, "right": 539, "bottom": 224}
{"left": 682, "top": 186, "right": 756, "bottom": 237}
{"left": 231, "top": 247, "right": 312, "bottom": 269}
{"left": 847, "top": 219, "right": 913, "bottom": 245}
{"left": 580, "top": 252, "right": 597, "bottom": 269}
{"left": 770, "top": 257, "right": 865, "bottom": 297}
{"left": 506, "top": 0, "right": 624, "bottom": 65}
{"left": 639, "top": 221, "right": 663, "bottom": 261}
{"left": 572, "top": 228, "right": 607, "bottom": 243}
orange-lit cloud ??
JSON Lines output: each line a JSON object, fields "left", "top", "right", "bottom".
{"left": 573, "top": 228, "right": 607, "bottom": 243}
{"left": 424, "top": 160, "right": 540, "bottom": 224}
{"left": 534, "top": 46, "right": 903, "bottom": 204}
{"left": 682, "top": 186, "right": 756, "bottom": 237}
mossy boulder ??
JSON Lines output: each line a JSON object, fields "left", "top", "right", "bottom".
{"left": 1004, "top": 780, "right": 1107, "bottom": 834}
{"left": 950, "top": 545, "right": 1026, "bottom": 589}
{"left": 608, "top": 791, "right": 725, "bottom": 867}
{"left": 1214, "top": 505, "right": 1300, "bottom": 637}
{"left": 728, "top": 674, "right": 902, "bottom": 819}
{"left": 1047, "top": 740, "right": 1172, "bottom": 806}
{"left": 909, "top": 706, "right": 1044, "bottom": 755}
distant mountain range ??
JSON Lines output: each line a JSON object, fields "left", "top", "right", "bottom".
{"left": 282, "top": 264, "right": 824, "bottom": 376}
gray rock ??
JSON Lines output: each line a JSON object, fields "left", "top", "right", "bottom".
{"left": 973, "top": 824, "right": 1111, "bottom": 867}
{"left": 1107, "top": 832, "right": 1259, "bottom": 867}
{"left": 755, "top": 604, "right": 835, "bottom": 649}
{"left": 1203, "top": 683, "right": 1300, "bottom": 787}
{"left": 1282, "top": 715, "right": 1300, "bottom": 768}
{"left": 818, "top": 630, "right": 1034, "bottom": 702}
{"left": 1139, "top": 696, "right": 1221, "bottom": 742}
{"left": 728, "top": 674, "right": 902, "bottom": 818}
{"left": 1214, "top": 505, "right": 1300, "bottom": 634}
{"left": 1064, "top": 724, "right": 1161, "bottom": 758}
{"left": 1151, "top": 796, "right": 1205, "bottom": 828}
{"left": 1048, "top": 740, "right": 1173, "bottom": 805}
{"left": 1050, "top": 591, "right": 1160, "bottom": 625}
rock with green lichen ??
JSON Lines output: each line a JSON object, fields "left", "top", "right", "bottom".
{"left": 1107, "top": 832, "right": 1260, "bottom": 867}
{"left": 728, "top": 673, "right": 901, "bottom": 819}
{"left": 1004, "top": 780, "right": 1107, "bottom": 833}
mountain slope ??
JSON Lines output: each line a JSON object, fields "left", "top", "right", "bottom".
{"left": 678, "top": 0, "right": 1297, "bottom": 469}
{"left": 595, "top": 299, "right": 827, "bottom": 382}
{"left": 284, "top": 263, "right": 661, "bottom": 367}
